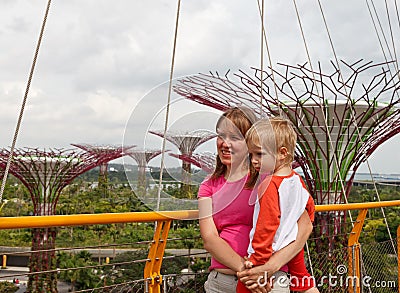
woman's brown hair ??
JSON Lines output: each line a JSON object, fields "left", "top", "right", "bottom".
{"left": 210, "top": 106, "right": 257, "bottom": 188}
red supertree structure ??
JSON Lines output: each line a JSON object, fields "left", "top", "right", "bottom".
{"left": 126, "top": 149, "right": 164, "bottom": 193}
{"left": 149, "top": 130, "right": 216, "bottom": 198}
{"left": 71, "top": 143, "right": 134, "bottom": 196}
{"left": 0, "top": 147, "right": 130, "bottom": 293}
{"left": 174, "top": 60, "right": 400, "bottom": 244}
{"left": 169, "top": 152, "right": 216, "bottom": 174}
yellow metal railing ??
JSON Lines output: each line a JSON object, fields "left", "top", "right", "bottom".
{"left": 0, "top": 210, "right": 199, "bottom": 229}
{"left": 0, "top": 201, "right": 399, "bottom": 293}
{"left": 315, "top": 200, "right": 400, "bottom": 293}
{"left": 0, "top": 210, "right": 198, "bottom": 293}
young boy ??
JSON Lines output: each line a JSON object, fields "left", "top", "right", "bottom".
{"left": 236, "top": 117, "right": 319, "bottom": 293}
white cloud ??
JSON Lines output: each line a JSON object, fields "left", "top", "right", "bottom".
{"left": 0, "top": 0, "right": 399, "bottom": 174}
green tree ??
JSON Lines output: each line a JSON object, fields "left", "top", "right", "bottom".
{"left": 177, "top": 227, "right": 198, "bottom": 269}
{"left": 103, "top": 250, "right": 189, "bottom": 289}
{"left": 0, "top": 282, "right": 18, "bottom": 293}
{"left": 57, "top": 251, "right": 101, "bottom": 291}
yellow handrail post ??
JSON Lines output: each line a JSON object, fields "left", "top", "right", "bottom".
{"left": 2, "top": 254, "right": 6, "bottom": 269}
{"left": 347, "top": 209, "right": 367, "bottom": 293}
{"left": 144, "top": 220, "right": 172, "bottom": 293}
{"left": 397, "top": 225, "right": 399, "bottom": 293}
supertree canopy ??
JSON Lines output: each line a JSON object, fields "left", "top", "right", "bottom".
{"left": 126, "top": 149, "right": 164, "bottom": 193}
{"left": 149, "top": 130, "right": 216, "bottom": 198}
{"left": 71, "top": 143, "right": 134, "bottom": 196}
{"left": 169, "top": 152, "right": 216, "bottom": 174}
{"left": 0, "top": 147, "right": 130, "bottom": 293}
{"left": 174, "top": 60, "right": 400, "bottom": 240}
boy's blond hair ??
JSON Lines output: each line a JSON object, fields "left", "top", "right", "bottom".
{"left": 246, "top": 116, "right": 297, "bottom": 166}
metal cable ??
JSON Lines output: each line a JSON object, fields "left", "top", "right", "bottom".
{"left": 365, "top": 0, "right": 400, "bottom": 93}
{"left": 156, "top": 0, "right": 181, "bottom": 211}
{"left": 292, "top": 0, "right": 354, "bottom": 225}
{"left": 259, "top": 0, "right": 265, "bottom": 116}
{"left": 384, "top": 0, "right": 400, "bottom": 75}
{"left": 305, "top": 241, "right": 314, "bottom": 276}
{"left": 317, "top": 0, "right": 397, "bottom": 255}
{"left": 365, "top": 0, "right": 400, "bottom": 99}
{"left": 256, "top": 0, "right": 281, "bottom": 115}
{"left": 0, "top": 0, "right": 52, "bottom": 207}
{"left": 370, "top": 0, "right": 396, "bottom": 61}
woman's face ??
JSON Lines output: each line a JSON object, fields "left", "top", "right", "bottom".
{"left": 216, "top": 120, "right": 249, "bottom": 169}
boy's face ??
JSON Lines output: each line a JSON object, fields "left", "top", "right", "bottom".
{"left": 248, "top": 145, "right": 275, "bottom": 175}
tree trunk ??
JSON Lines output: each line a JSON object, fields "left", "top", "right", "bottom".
{"left": 27, "top": 228, "right": 58, "bottom": 293}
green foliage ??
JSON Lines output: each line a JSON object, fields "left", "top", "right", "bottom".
{"left": 57, "top": 251, "right": 102, "bottom": 291}
{"left": 0, "top": 229, "right": 31, "bottom": 246}
{"left": 1, "top": 168, "right": 399, "bottom": 292}
{"left": 102, "top": 249, "right": 198, "bottom": 290}
{"left": 308, "top": 184, "right": 400, "bottom": 291}
{"left": 362, "top": 219, "right": 386, "bottom": 242}
{"left": 360, "top": 244, "right": 398, "bottom": 293}
{"left": 0, "top": 178, "right": 31, "bottom": 217}
{"left": 103, "top": 250, "right": 147, "bottom": 285}
{"left": 0, "top": 282, "right": 18, "bottom": 293}
{"left": 348, "top": 185, "right": 400, "bottom": 203}
{"left": 307, "top": 234, "right": 348, "bottom": 291}
{"left": 349, "top": 185, "right": 400, "bottom": 243}
{"left": 163, "top": 183, "right": 200, "bottom": 200}
{"left": 176, "top": 227, "right": 197, "bottom": 250}
{"left": 190, "top": 257, "right": 210, "bottom": 273}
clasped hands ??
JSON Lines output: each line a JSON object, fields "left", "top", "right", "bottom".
{"left": 237, "top": 258, "right": 272, "bottom": 293}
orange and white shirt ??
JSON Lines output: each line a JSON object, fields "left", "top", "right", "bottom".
{"left": 247, "top": 170, "right": 315, "bottom": 265}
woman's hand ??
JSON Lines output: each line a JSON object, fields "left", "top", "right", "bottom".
{"left": 249, "top": 283, "right": 271, "bottom": 293}
{"left": 238, "top": 265, "right": 272, "bottom": 292}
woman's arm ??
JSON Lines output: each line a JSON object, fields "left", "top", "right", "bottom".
{"left": 237, "top": 210, "right": 312, "bottom": 285}
{"left": 199, "top": 197, "right": 245, "bottom": 272}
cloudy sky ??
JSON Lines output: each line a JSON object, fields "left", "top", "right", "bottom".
{"left": 1, "top": 0, "right": 399, "bottom": 174}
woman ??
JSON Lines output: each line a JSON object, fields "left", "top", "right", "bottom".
{"left": 198, "top": 107, "right": 313, "bottom": 293}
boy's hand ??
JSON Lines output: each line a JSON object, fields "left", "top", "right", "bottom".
{"left": 244, "top": 257, "right": 254, "bottom": 269}
{"left": 237, "top": 266, "right": 271, "bottom": 291}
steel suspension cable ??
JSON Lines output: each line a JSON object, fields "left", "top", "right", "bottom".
{"left": 156, "top": 0, "right": 181, "bottom": 212}
{"left": 384, "top": 0, "right": 400, "bottom": 75}
{"left": 393, "top": 0, "right": 400, "bottom": 78}
{"left": 256, "top": 0, "right": 282, "bottom": 116}
{"left": 374, "top": 0, "right": 398, "bottom": 63}
{"left": 259, "top": 0, "right": 265, "bottom": 116}
{"left": 317, "top": 0, "right": 397, "bottom": 255}
{"left": 371, "top": 0, "right": 396, "bottom": 61}
{"left": 0, "top": 0, "right": 52, "bottom": 208}
{"left": 304, "top": 241, "right": 315, "bottom": 280}
{"left": 365, "top": 1, "right": 391, "bottom": 66}
{"left": 394, "top": 0, "right": 400, "bottom": 38}
{"left": 365, "top": 0, "right": 400, "bottom": 102}
{"left": 292, "top": 0, "right": 354, "bottom": 226}
{"left": 291, "top": 0, "right": 353, "bottom": 273}
{"left": 364, "top": 1, "right": 400, "bottom": 103}
{"left": 366, "top": 0, "right": 400, "bottom": 85}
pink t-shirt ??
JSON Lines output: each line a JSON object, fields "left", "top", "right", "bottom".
{"left": 198, "top": 175, "right": 255, "bottom": 271}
